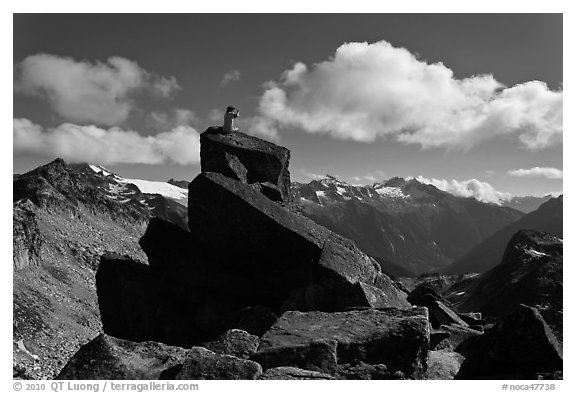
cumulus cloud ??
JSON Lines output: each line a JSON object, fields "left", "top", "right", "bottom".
{"left": 149, "top": 108, "right": 199, "bottom": 130}
{"left": 301, "top": 170, "right": 325, "bottom": 180}
{"left": 352, "top": 170, "right": 387, "bottom": 184}
{"left": 413, "top": 176, "right": 511, "bottom": 204}
{"left": 257, "top": 41, "right": 562, "bottom": 150}
{"left": 13, "top": 118, "right": 200, "bottom": 165}
{"left": 14, "top": 53, "right": 181, "bottom": 126}
{"left": 220, "top": 70, "right": 241, "bottom": 87}
{"left": 508, "top": 167, "right": 563, "bottom": 179}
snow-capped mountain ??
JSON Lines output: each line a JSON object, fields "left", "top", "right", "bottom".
{"left": 292, "top": 175, "right": 524, "bottom": 275}
{"left": 501, "top": 194, "right": 558, "bottom": 214}
{"left": 13, "top": 158, "right": 191, "bottom": 378}
{"left": 86, "top": 164, "right": 188, "bottom": 206}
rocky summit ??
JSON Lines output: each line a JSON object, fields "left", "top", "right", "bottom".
{"left": 22, "top": 130, "right": 564, "bottom": 380}
{"left": 200, "top": 128, "right": 291, "bottom": 203}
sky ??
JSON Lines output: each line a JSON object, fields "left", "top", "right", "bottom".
{"left": 13, "top": 14, "right": 563, "bottom": 201}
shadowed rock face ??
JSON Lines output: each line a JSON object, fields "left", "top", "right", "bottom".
{"left": 187, "top": 172, "right": 409, "bottom": 312}
{"left": 252, "top": 308, "right": 430, "bottom": 378}
{"left": 200, "top": 128, "right": 291, "bottom": 203}
{"left": 456, "top": 304, "right": 563, "bottom": 379}
{"left": 453, "top": 230, "right": 563, "bottom": 341}
{"left": 57, "top": 334, "right": 187, "bottom": 380}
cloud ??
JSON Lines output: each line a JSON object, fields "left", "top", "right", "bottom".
{"left": 237, "top": 116, "right": 280, "bottom": 141}
{"left": 257, "top": 41, "right": 562, "bottom": 150}
{"left": 301, "top": 170, "right": 325, "bottom": 180}
{"left": 207, "top": 108, "right": 279, "bottom": 141}
{"left": 13, "top": 118, "right": 200, "bottom": 165}
{"left": 149, "top": 108, "right": 199, "bottom": 130}
{"left": 220, "top": 70, "right": 241, "bottom": 87}
{"left": 413, "top": 176, "right": 511, "bottom": 204}
{"left": 508, "top": 167, "right": 563, "bottom": 179}
{"left": 14, "top": 53, "right": 181, "bottom": 126}
{"left": 351, "top": 170, "right": 387, "bottom": 184}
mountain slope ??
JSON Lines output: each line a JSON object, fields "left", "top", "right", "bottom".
{"left": 292, "top": 176, "right": 524, "bottom": 274}
{"left": 442, "top": 196, "right": 563, "bottom": 274}
{"left": 13, "top": 159, "right": 189, "bottom": 379}
{"left": 446, "top": 230, "right": 562, "bottom": 342}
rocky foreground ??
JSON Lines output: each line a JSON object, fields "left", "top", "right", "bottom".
{"left": 53, "top": 128, "right": 563, "bottom": 380}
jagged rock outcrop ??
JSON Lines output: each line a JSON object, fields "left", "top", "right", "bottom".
{"left": 96, "top": 253, "right": 202, "bottom": 348}
{"left": 452, "top": 230, "right": 563, "bottom": 341}
{"left": 187, "top": 172, "right": 409, "bottom": 312}
{"left": 200, "top": 128, "right": 291, "bottom": 203}
{"left": 456, "top": 304, "right": 562, "bottom": 379}
{"left": 430, "top": 324, "right": 482, "bottom": 351}
{"left": 13, "top": 200, "right": 43, "bottom": 270}
{"left": 175, "top": 347, "right": 262, "bottom": 380}
{"left": 407, "top": 285, "right": 467, "bottom": 328}
{"left": 57, "top": 334, "right": 187, "bottom": 380}
{"left": 251, "top": 308, "right": 430, "bottom": 378}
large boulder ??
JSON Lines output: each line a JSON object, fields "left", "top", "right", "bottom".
{"left": 96, "top": 253, "right": 203, "bottom": 347}
{"left": 259, "top": 366, "right": 335, "bottom": 380}
{"left": 407, "top": 284, "right": 466, "bottom": 328}
{"left": 200, "top": 128, "right": 291, "bottom": 203}
{"left": 176, "top": 347, "right": 262, "bottom": 380}
{"left": 456, "top": 304, "right": 563, "bottom": 379}
{"left": 252, "top": 308, "right": 430, "bottom": 378}
{"left": 187, "top": 172, "right": 408, "bottom": 312}
{"left": 57, "top": 334, "right": 186, "bottom": 380}
{"left": 430, "top": 324, "right": 483, "bottom": 350}
{"left": 424, "top": 349, "right": 465, "bottom": 380}
{"left": 200, "top": 329, "right": 259, "bottom": 360}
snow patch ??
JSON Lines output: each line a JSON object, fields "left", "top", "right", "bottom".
{"left": 336, "top": 186, "right": 346, "bottom": 196}
{"left": 374, "top": 185, "right": 407, "bottom": 198}
{"left": 525, "top": 249, "right": 548, "bottom": 258}
{"left": 89, "top": 164, "right": 112, "bottom": 177}
{"left": 119, "top": 178, "right": 188, "bottom": 201}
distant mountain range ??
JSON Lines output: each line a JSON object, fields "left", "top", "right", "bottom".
{"left": 442, "top": 195, "right": 563, "bottom": 274}
{"left": 291, "top": 176, "right": 524, "bottom": 275}
{"left": 501, "top": 194, "right": 557, "bottom": 214}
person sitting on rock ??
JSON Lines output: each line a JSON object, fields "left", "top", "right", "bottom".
{"left": 223, "top": 106, "right": 240, "bottom": 133}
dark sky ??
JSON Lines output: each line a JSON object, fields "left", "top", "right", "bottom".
{"left": 13, "top": 14, "right": 563, "bottom": 198}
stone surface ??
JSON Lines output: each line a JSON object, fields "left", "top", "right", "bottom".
{"left": 428, "top": 301, "right": 469, "bottom": 328}
{"left": 96, "top": 253, "right": 202, "bottom": 348}
{"left": 57, "top": 334, "right": 187, "bottom": 380}
{"left": 200, "top": 128, "right": 291, "bottom": 203}
{"left": 407, "top": 284, "right": 452, "bottom": 308}
{"left": 259, "top": 366, "right": 335, "bottom": 380}
{"left": 456, "top": 304, "right": 563, "bottom": 379}
{"left": 201, "top": 329, "right": 259, "bottom": 360}
{"left": 337, "top": 362, "right": 405, "bottom": 380}
{"left": 176, "top": 347, "right": 262, "bottom": 380}
{"left": 457, "top": 312, "right": 484, "bottom": 326}
{"left": 407, "top": 284, "right": 467, "bottom": 328}
{"left": 187, "top": 172, "right": 405, "bottom": 312}
{"left": 424, "top": 349, "right": 465, "bottom": 380}
{"left": 430, "top": 324, "right": 483, "bottom": 350}
{"left": 252, "top": 308, "right": 430, "bottom": 377}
